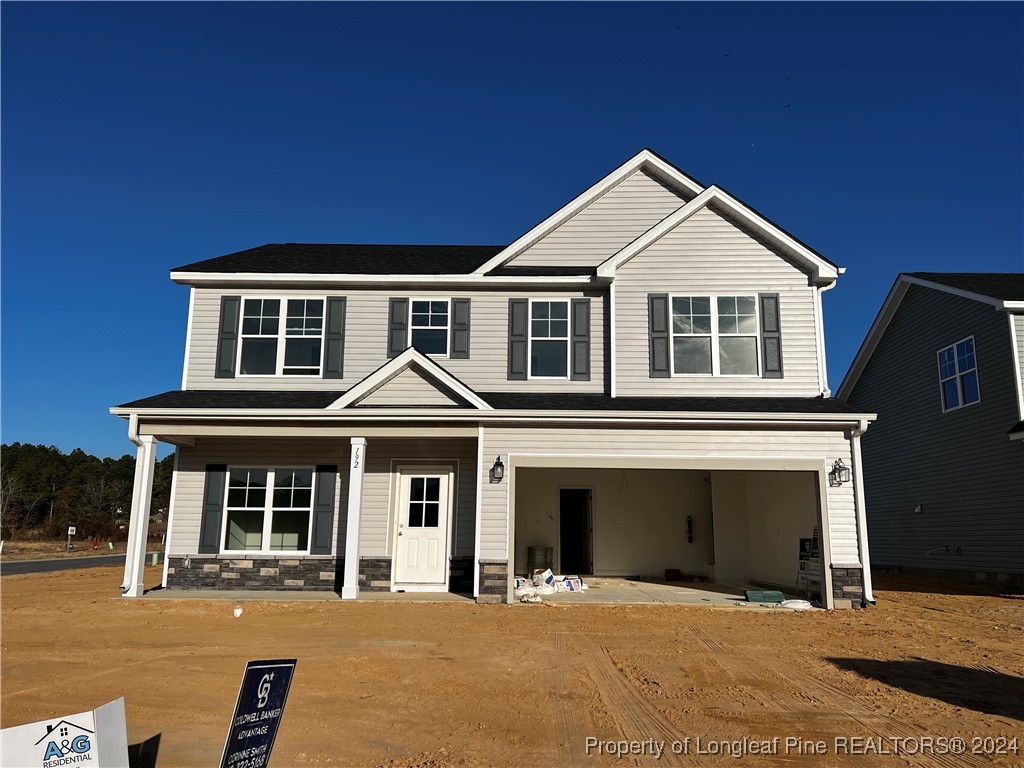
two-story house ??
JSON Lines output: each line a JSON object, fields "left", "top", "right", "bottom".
{"left": 838, "top": 273, "right": 1024, "bottom": 586}
{"left": 111, "top": 149, "right": 876, "bottom": 609}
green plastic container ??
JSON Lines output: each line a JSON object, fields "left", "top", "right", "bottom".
{"left": 745, "top": 589, "right": 785, "bottom": 603}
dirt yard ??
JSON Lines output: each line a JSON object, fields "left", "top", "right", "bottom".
{"left": 0, "top": 540, "right": 128, "bottom": 560}
{"left": 2, "top": 567, "right": 1022, "bottom": 767}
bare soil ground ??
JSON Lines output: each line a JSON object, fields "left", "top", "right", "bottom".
{"left": 2, "top": 567, "right": 1022, "bottom": 767}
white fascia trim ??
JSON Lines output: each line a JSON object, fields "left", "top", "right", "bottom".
{"left": 900, "top": 275, "right": 1016, "bottom": 310}
{"left": 472, "top": 149, "right": 705, "bottom": 275}
{"left": 111, "top": 407, "right": 875, "bottom": 427}
{"left": 836, "top": 277, "right": 909, "bottom": 400}
{"left": 169, "top": 272, "right": 599, "bottom": 287}
{"left": 327, "top": 347, "right": 493, "bottom": 410}
{"left": 596, "top": 186, "right": 840, "bottom": 282}
{"left": 181, "top": 286, "right": 196, "bottom": 390}
{"left": 1009, "top": 314, "right": 1024, "bottom": 421}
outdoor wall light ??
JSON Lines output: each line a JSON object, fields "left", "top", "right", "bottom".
{"left": 490, "top": 456, "right": 505, "bottom": 483}
{"left": 828, "top": 458, "right": 851, "bottom": 487}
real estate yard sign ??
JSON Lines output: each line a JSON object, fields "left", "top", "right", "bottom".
{"left": 220, "top": 659, "right": 297, "bottom": 768}
{"left": 0, "top": 697, "right": 130, "bottom": 767}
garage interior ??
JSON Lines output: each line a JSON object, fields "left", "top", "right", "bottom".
{"left": 513, "top": 467, "right": 822, "bottom": 597}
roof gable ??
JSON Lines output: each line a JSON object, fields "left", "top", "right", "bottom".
{"left": 837, "top": 272, "right": 1024, "bottom": 399}
{"left": 329, "top": 348, "right": 492, "bottom": 410}
{"left": 499, "top": 168, "right": 692, "bottom": 270}
{"left": 595, "top": 186, "right": 839, "bottom": 283}
{"left": 474, "top": 149, "right": 705, "bottom": 274}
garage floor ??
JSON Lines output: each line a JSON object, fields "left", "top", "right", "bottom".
{"left": 538, "top": 577, "right": 807, "bottom": 609}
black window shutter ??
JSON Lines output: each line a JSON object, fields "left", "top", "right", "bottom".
{"left": 323, "top": 297, "right": 347, "bottom": 379}
{"left": 450, "top": 298, "right": 471, "bottom": 359}
{"left": 648, "top": 293, "right": 670, "bottom": 378}
{"left": 571, "top": 298, "right": 591, "bottom": 381}
{"left": 215, "top": 296, "right": 241, "bottom": 379}
{"left": 387, "top": 298, "right": 409, "bottom": 358}
{"left": 198, "top": 464, "right": 227, "bottom": 554}
{"left": 309, "top": 465, "right": 337, "bottom": 555}
{"left": 760, "top": 293, "right": 783, "bottom": 378}
{"left": 507, "top": 299, "right": 528, "bottom": 380}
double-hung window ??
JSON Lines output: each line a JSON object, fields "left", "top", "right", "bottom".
{"left": 937, "top": 336, "right": 980, "bottom": 411}
{"left": 671, "top": 295, "right": 759, "bottom": 376}
{"left": 530, "top": 299, "right": 569, "bottom": 377}
{"left": 223, "top": 467, "right": 314, "bottom": 553}
{"left": 239, "top": 298, "right": 324, "bottom": 376}
{"left": 410, "top": 299, "right": 450, "bottom": 356}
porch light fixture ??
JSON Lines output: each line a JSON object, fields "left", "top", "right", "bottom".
{"left": 490, "top": 456, "right": 505, "bottom": 483}
{"left": 828, "top": 458, "right": 851, "bottom": 487}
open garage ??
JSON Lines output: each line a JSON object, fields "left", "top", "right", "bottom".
{"left": 513, "top": 466, "right": 823, "bottom": 595}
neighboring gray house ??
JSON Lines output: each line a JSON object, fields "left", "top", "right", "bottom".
{"left": 839, "top": 273, "right": 1024, "bottom": 585}
{"left": 111, "top": 149, "right": 876, "bottom": 608}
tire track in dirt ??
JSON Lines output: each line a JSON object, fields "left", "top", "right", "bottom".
{"left": 690, "top": 627, "right": 804, "bottom": 715}
{"left": 540, "top": 628, "right": 590, "bottom": 768}
{"left": 575, "top": 634, "right": 696, "bottom": 767}
{"left": 697, "top": 628, "right": 994, "bottom": 768}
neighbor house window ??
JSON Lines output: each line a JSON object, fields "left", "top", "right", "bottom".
{"left": 938, "top": 336, "right": 980, "bottom": 411}
{"left": 530, "top": 300, "right": 569, "bottom": 377}
{"left": 239, "top": 298, "right": 324, "bottom": 376}
{"left": 410, "top": 299, "right": 450, "bottom": 356}
{"left": 223, "top": 467, "right": 314, "bottom": 553}
{"left": 671, "top": 295, "right": 759, "bottom": 375}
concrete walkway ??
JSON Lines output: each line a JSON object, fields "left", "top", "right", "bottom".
{"left": 134, "top": 587, "right": 473, "bottom": 602}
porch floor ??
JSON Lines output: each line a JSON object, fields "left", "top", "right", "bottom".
{"left": 135, "top": 588, "right": 473, "bottom": 602}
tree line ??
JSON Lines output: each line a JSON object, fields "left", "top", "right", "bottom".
{"left": 1, "top": 443, "right": 174, "bottom": 540}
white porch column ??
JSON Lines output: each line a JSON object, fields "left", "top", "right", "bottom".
{"left": 123, "top": 435, "right": 158, "bottom": 598}
{"left": 341, "top": 438, "right": 366, "bottom": 600}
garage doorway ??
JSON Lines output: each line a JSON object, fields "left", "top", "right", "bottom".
{"left": 559, "top": 488, "right": 593, "bottom": 574}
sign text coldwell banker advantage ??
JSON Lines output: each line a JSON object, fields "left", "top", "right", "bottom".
{"left": 220, "top": 659, "right": 297, "bottom": 768}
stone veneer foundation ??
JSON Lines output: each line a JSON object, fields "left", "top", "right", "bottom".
{"left": 357, "top": 557, "right": 393, "bottom": 592}
{"left": 477, "top": 559, "right": 508, "bottom": 603}
{"left": 166, "top": 556, "right": 336, "bottom": 590}
{"left": 831, "top": 566, "right": 866, "bottom": 609}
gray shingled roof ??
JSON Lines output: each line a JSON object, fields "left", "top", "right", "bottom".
{"left": 173, "top": 244, "right": 504, "bottom": 275}
{"left": 118, "top": 389, "right": 864, "bottom": 414}
{"left": 908, "top": 273, "right": 1024, "bottom": 302}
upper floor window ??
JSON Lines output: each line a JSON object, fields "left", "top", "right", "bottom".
{"left": 410, "top": 299, "right": 450, "bottom": 356}
{"left": 938, "top": 336, "right": 980, "bottom": 412}
{"left": 671, "top": 295, "right": 758, "bottom": 376}
{"left": 530, "top": 299, "right": 569, "bottom": 378}
{"left": 223, "top": 467, "right": 314, "bottom": 553}
{"left": 239, "top": 298, "right": 324, "bottom": 376}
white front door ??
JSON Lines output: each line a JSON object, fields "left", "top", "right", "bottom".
{"left": 393, "top": 467, "right": 452, "bottom": 588}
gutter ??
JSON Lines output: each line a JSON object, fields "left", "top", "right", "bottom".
{"left": 849, "top": 418, "right": 875, "bottom": 605}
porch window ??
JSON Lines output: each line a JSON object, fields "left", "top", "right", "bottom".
{"left": 530, "top": 300, "right": 569, "bottom": 377}
{"left": 239, "top": 298, "right": 324, "bottom": 376}
{"left": 671, "top": 295, "right": 759, "bottom": 376}
{"left": 938, "top": 336, "right": 980, "bottom": 411}
{"left": 410, "top": 299, "right": 450, "bottom": 356}
{"left": 223, "top": 467, "right": 314, "bottom": 553}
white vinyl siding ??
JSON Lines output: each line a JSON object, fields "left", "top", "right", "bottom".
{"left": 356, "top": 366, "right": 468, "bottom": 407}
{"left": 169, "top": 437, "right": 477, "bottom": 560}
{"left": 506, "top": 169, "right": 691, "bottom": 269}
{"left": 616, "top": 205, "right": 822, "bottom": 396}
{"left": 185, "top": 289, "right": 605, "bottom": 393}
{"left": 478, "top": 425, "right": 860, "bottom": 567}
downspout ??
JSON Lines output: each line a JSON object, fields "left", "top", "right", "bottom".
{"left": 849, "top": 419, "right": 874, "bottom": 605}
{"left": 816, "top": 282, "right": 837, "bottom": 397}
{"left": 121, "top": 414, "right": 144, "bottom": 591}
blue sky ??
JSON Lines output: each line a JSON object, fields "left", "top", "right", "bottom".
{"left": 2, "top": 2, "right": 1022, "bottom": 459}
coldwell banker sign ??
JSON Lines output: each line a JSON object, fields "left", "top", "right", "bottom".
{"left": 0, "top": 697, "right": 129, "bottom": 767}
{"left": 220, "top": 659, "right": 297, "bottom": 768}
